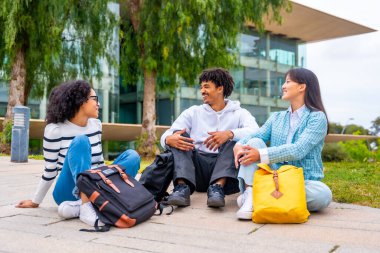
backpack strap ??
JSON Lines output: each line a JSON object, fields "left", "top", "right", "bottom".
{"left": 79, "top": 219, "right": 111, "bottom": 233}
{"left": 155, "top": 202, "right": 174, "bottom": 216}
{"left": 109, "top": 164, "right": 135, "bottom": 187}
{"left": 94, "top": 170, "right": 120, "bottom": 193}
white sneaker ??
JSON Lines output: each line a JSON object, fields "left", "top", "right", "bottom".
{"left": 237, "top": 193, "right": 245, "bottom": 208}
{"left": 236, "top": 187, "right": 253, "bottom": 220}
{"left": 58, "top": 199, "right": 82, "bottom": 219}
{"left": 79, "top": 202, "right": 104, "bottom": 227}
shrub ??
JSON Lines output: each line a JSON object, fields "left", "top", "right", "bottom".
{"left": 322, "top": 143, "right": 349, "bottom": 162}
{"left": 0, "top": 121, "right": 13, "bottom": 154}
{"left": 1, "top": 121, "right": 12, "bottom": 145}
{"left": 339, "top": 140, "right": 373, "bottom": 162}
{"left": 134, "top": 132, "right": 160, "bottom": 158}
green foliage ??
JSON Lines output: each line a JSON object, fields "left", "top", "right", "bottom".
{"left": 322, "top": 143, "right": 348, "bottom": 162}
{"left": 134, "top": 132, "right": 160, "bottom": 157}
{"left": 343, "top": 125, "right": 369, "bottom": 135}
{"left": 339, "top": 140, "right": 372, "bottom": 162}
{"left": 1, "top": 120, "right": 12, "bottom": 144}
{"left": 328, "top": 122, "right": 343, "bottom": 134}
{"left": 370, "top": 116, "right": 380, "bottom": 136}
{"left": 338, "top": 131, "right": 373, "bottom": 162}
{"left": 28, "top": 154, "right": 44, "bottom": 160}
{"left": 328, "top": 122, "right": 369, "bottom": 135}
{"left": 0, "top": 0, "right": 117, "bottom": 100}
{"left": 139, "top": 157, "right": 155, "bottom": 174}
{"left": 323, "top": 162, "right": 380, "bottom": 208}
{"left": 120, "top": 0, "right": 289, "bottom": 90}
{"left": 29, "top": 139, "right": 42, "bottom": 155}
{"left": 0, "top": 120, "right": 12, "bottom": 154}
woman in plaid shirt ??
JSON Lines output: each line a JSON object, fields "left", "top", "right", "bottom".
{"left": 233, "top": 68, "right": 332, "bottom": 220}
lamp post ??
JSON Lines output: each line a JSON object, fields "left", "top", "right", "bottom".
{"left": 11, "top": 105, "right": 30, "bottom": 163}
{"left": 341, "top": 117, "right": 354, "bottom": 134}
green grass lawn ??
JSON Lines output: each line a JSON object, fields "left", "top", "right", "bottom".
{"left": 323, "top": 162, "right": 380, "bottom": 208}
{"left": 139, "top": 158, "right": 154, "bottom": 173}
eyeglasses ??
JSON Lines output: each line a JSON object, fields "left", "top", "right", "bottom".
{"left": 89, "top": 95, "right": 99, "bottom": 103}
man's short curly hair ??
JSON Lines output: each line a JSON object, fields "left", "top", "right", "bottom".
{"left": 198, "top": 68, "right": 234, "bottom": 97}
{"left": 46, "top": 80, "right": 92, "bottom": 124}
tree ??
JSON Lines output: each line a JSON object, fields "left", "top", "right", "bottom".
{"left": 328, "top": 122, "right": 343, "bottom": 134}
{"left": 370, "top": 116, "right": 380, "bottom": 136}
{"left": 329, "top": 122, "right": 370, "bottom": 135}
{"left": 0, "top": 0, "right": 117, "bottom": 130}
{"left": 120, "top": 0, "right": 289, "bottom": 157}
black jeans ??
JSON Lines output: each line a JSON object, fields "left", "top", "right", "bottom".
{"left": 169, "top": 136, "right": 239, "bottom": 195}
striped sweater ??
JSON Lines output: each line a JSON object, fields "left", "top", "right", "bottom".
{"left": 32, "top": 119, "right": 104, "bottom": 204}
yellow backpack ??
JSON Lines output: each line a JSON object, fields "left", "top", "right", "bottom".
{"left": 252, "top": 163, "right": 310, "bottom": 223}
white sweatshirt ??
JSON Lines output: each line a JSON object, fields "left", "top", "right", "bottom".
{"left": 160, "top": 100, "right": 259, "bottom": 153}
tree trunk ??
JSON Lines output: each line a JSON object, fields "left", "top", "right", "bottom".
{"left": 3, "top": 47, "right": 26, "bottom": 129}
{"left": 124, "top": 0, "right": 159, "bottom": 157}
{"left": 24, "top": 80, "right": 32, "bottom": 106}
{"left": 140, "top": 69, "right": 158, "bottom": 157}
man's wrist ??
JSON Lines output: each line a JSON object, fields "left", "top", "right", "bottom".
{"left": 228, "top": 130, "right": 234, "bottom": 140}
{"left": 165, "top": 136, "right": 171, "bottom": 146}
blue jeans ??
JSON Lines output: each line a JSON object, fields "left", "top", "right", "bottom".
{"left": 53, "top": 135, "right": 140, "bottom": 205}
{"left": 237, "top": 138, "right": 332, "bottom": 212}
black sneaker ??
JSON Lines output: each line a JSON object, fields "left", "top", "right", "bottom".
{"left": 207, "top": 184, "right": 225, "bottom": 207}
{"left": 167, "top": 184, "right": 191, "bottom": 207}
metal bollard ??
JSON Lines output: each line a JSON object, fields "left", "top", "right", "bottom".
{"left": 10, "top": 106, "right": 30, "bottom": 163}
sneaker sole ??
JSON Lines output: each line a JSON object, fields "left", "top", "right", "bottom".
{"left": 167, "top": 197, "right": 190, "bottom": 207}
{"left": 207, "top": 198, "right": 225, "bottom": 208}
{"left": 236, "top": 211, "right": 252, "bottom": 220}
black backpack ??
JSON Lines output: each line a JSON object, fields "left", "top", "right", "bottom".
{"left": 139, "top": 151, "right": 174, "bottom": 202}
{"left": 76, "top": 164, "right": 157, "bottom": 232}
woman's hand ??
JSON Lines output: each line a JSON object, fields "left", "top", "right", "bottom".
{"left": 238, "top": 146, "right": 260, "bottom": 166}
{"left": 16, "top": 199, "right": 39, "bottom": 208}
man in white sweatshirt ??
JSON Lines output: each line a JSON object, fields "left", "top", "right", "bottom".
{"left": 160, "top": 68, "right": 259, "bottom": 207}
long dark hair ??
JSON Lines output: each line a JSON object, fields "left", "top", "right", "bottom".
{"left": 286, "top": 68, "right": 329, "bottom": 132}
{"left": 46, "top": 80, "right": 92, "bottom": 124}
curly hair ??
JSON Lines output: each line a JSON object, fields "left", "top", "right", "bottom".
{"left": 198, "top": 68, "right": 234, "bottom": 97}
{"left": 46, "top": 80, "right": 92, "bottom": 124}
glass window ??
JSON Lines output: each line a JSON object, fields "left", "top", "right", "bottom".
{"left": 239, "top": 30, "right": 267, "bottom": 59}
{"left": 242, "top": 105, "right": 268, "bottom": 126}
{"left": 270, "top": 71, "right": 284, "bottom": 98}
{"left": 230, "top": 67, "right": 244, "bottom": 90}
{"left": 244, "top": 67, "right": 267, "bottom": 96}
{"left": 269, "top": 35, "right": 297, "bottom": 66}
{"left": 157, "top": 99, "right": 174, "bottom": 125}
{"left": 119, "top": 103, "right": 137, "bottom": 124}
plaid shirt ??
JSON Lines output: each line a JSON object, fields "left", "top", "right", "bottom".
{"left": 238, "top": 107, "right": 327, "bottom": 180}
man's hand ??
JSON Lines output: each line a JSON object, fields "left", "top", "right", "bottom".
{"left": 204, "top": 130, "right": 233, "bottom": 151}
{"left": 165, "top": 129, "right": 195, "bottom": 151}
{"left": 233, "top": 144, "right": 244, "bottom": 168}
{"left": 238, "top": 146, "right": 260, "bottom": 166}
{"left": 16, "top": 199, "right": 39, "bottom": 208}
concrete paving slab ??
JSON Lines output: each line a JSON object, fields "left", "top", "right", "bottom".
{"left": 1, "top": 156, "right": 380, "bottom": 253}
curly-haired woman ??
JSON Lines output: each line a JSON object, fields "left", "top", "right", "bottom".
{"left": 16, "top": 80, "right": 140, "bottom": 226}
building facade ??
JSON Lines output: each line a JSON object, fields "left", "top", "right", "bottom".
{"left": 0, "top": 2, "right": 374, "bottom": 129}
{"left": 119, "top": 28, "right": 305, "bottom": 126}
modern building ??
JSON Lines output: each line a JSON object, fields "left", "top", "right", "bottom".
{"left": 0, "top": 2, "right": 375, "bottom": 128}
{"left": 119, "top": 2, "right": 375, "bottom": 126}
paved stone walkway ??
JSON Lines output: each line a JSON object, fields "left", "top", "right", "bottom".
{"left": 1, "top": 157, "right": 379, "bottom": 253}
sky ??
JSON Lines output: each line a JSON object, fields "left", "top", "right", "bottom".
{"left": 293, "top": 0, "right": 380, "bottom": 130}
